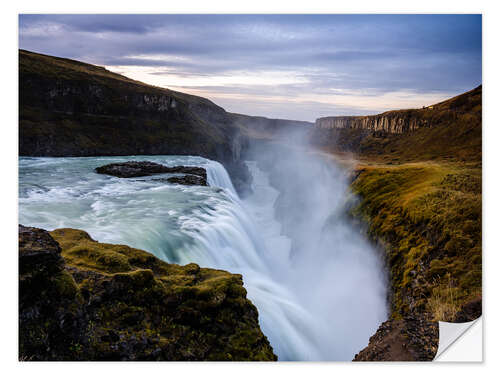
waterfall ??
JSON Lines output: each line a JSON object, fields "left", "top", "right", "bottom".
{"left": 19, "top": 154, "right": 387, "bottom": 361}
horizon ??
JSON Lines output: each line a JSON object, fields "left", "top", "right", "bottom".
{"left": 19, "top": 14, "right": 482, "bottom": 122}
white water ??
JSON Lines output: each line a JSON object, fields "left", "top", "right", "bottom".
{"left": 19, "top": 154, "right": 387, "bottom": 361}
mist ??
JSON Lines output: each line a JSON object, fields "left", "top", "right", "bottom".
{"left": 239, "top": 125, "right": 388, "bottom": 359}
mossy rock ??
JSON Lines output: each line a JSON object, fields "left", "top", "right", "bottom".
{"left": 19, "top": 226, "right": 277, "bottom": 361}
{"left": 349, "top": 163, "right": 481, "bottom": 321}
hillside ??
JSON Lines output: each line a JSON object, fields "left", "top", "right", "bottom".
{"left": 312, "top": 85, "right": 482, "bottom": 163}
{"left": 317, "top": 87, "right": 483, "bottom": 361}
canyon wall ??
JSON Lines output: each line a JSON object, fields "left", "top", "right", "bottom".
{"left": 315, "top": 111, "right": 429, "bottom": 134}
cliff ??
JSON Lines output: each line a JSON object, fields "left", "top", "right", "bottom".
{"left": 312, "top": 85, "right": 482, "bottom": 163}
{"left": 315, "top": 85, "right": 481, "bottom": 134}
{"left": 343, "top": 87, "right": 482, "bottom": 360}
{"left": 19, "top": 225, "right": 276, "bottom": 361}
{"left": 316, "top": 113, "right": 424, "bottom": 134}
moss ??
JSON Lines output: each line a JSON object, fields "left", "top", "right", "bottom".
{"left": 53, "top": 269, "right": 79, "bottom": 298}
{"left": 350, "top": 162, "right": 481, "bottom": 320}
{"left": 40, "top": 228, "right": 276, "bottom": 360}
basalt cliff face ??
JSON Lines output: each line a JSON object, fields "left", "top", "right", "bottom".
{"left": 315, "top": 85, "right": 481, "bottom": 135}
{"left": 19, "top": 225, "right": 276, "bottom": 361}
{"left": 316, "top": 113, "right": 425, "bottom": 134}
{"left": 311, "top": 85, "right": 481, "bottom": 163}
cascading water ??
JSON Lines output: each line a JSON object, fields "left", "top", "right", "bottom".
{"left": 18, "top": 152, "right": 387, "bottom": 360}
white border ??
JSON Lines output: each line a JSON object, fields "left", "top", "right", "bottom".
{"left": 3, "top": 1, "right": 498, "bottom": 373}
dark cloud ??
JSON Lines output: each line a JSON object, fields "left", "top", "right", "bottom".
{"left": 19, "top": 14, "right": 482, "bottom": 120}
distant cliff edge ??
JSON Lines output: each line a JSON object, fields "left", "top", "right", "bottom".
{"left": 315, "top": 85, "right": 481, "bottom": 134}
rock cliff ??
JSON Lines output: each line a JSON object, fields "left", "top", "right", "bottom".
{"left": 19, "top": 225, "right": 277, "bottom": 361}
{"left": 315, "top": 85, "right": 481, "bottom": 135}
{"left": 311, "top": 85, "right": 482, "bottom": 163}
{"left": 316, "top": 112, "right": 426, "bottom": 134}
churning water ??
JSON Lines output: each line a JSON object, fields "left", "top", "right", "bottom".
{"left": 19, "top": 153, "right": 387, "bottom": 361}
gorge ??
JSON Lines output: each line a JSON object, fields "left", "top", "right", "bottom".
{"left": 19, "top": 152, "right": 387, "bottom": 360}
{"left": 19, "top": 49, "right": 482, "bottom": 361}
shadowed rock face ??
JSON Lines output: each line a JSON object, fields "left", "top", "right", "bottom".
{"left": 19, "top": 225, "right": 276, "bottom": 361}
{"left": 315, "top": 86, "right": 482, "bottom": 135}
{"left": 353, "top": 318, "right": 439, "bottom": 361}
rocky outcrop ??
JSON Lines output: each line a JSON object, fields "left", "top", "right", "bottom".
{"left": 311, "top": 86, "right": 482, "bottom": 163}
{"left": 95, "top": 161, "right": 206, "bottom": 179}
{"left": 315, "top": 112, "right": 427, "bottom": 134}
{"left": 353, "top": 318, "right": 438, "bottom": 361}
{"left": 96, "top": 161, "right": 208, "bottom": 186}
{"left": 19, "top": 225, "right": 277, "bottom": 361}
{"left": 315, "top": 85, "right": 482, "bottom": 135}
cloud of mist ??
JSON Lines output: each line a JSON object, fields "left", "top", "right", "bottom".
{"left": 241, "top": 125, "right": 387, "bottom": 359}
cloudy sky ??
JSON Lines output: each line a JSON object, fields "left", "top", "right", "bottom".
{"left": 19, "top": 14, "right": 482, "bottom": 121}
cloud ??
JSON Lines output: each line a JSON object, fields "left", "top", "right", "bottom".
{"left": 19, "top": 14, "right": 482, "bottom": 121}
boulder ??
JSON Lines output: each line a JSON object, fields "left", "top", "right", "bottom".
{"left": 95, "top": 161, "right": 207, "bottom": 179}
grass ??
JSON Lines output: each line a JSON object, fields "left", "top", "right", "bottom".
{"left": 428, "top": 273, "right": 460, "bottom": 321}
{"left": 46, "top": 228, "right": 277, "bottom": 360}
{"left": 310, "top": 86, "right": 483, "bottom": 322}
{"left": 313, "top": 86, "right": 482, "bottom": 165}
{"left": 350, "top": 161, "right": 481, "bottom": 320}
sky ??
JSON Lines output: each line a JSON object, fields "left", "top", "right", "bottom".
{"left": 18, "top": 14, "right": 482, "bottom": 122}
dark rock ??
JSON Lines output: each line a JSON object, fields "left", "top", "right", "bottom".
{"left": 19, "top": 225, "right": 86, "bottom": 361}
{"left": 167, "top": 175, "right": 207, "bottom": 186}
{"left": 19, "top": 225, "right": 276, "bottom": 361}
{"left": 96, "top": 161, "right": 172, "bottom": 177}
{"left": 95, "top": 161, "right": 207, "bottom": 179}
{"left": 454, "top": 296, "right": 482, "bottom": 323}
{"left": 353, "top": 317, "right": 438, "bottom": 361}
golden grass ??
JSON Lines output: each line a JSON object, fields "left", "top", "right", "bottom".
{"left": 350, "top": 161, "right": 481, "bottom": 319}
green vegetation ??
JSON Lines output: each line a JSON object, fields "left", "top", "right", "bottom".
{"left": 19, "top": 49, "right": 234, "bottom": 161}
{"left": 19, "top": 226, "right": 276, "bottom": 361}
{"left": 315, "top": 86, "right": 482, "bottom": 165}
{"left": 315, "top": 86, "right": 483, "bottom": 323}
{"left": 350, "top": 162, "right": 481, "bottom": 321}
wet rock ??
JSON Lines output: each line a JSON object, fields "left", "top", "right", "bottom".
{"left": 95, "top": 161, "right": 207, "bottom": 179}
{"left": 167, "top": 175, "right": 207, "bottom": 186}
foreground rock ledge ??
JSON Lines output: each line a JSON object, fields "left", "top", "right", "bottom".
{"left": 19, "top": 225, "right": 276, "bottom": 361}
{"left": 353, "top": 318, "right": 439, "bottom": 361}
{"left": 95, "top": 161, "right": 208, "bottom": 186}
